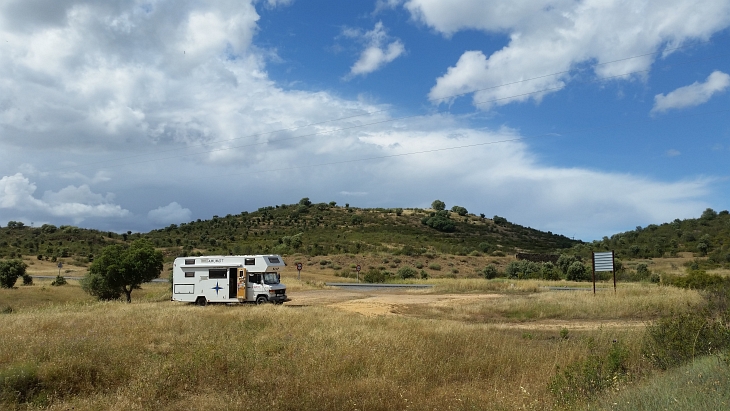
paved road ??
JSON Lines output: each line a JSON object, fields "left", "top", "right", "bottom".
{"left": 32, "top": 275, "right": 168, "bottom": 283}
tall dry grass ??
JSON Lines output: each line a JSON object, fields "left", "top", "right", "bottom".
{"left": 399, "top": 280, "right": 704, "bottom": 324}
{"left": 0, "top": 296, "right": 646, "bottom": 410}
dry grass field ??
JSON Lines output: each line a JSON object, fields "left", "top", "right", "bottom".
{"left": 3, "top": 265, "right": 725, "bottom": 411}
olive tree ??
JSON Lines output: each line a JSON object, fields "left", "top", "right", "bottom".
{"left": 81, "top": 239, "right": 163, "bottom": 303}
{"left": 0, "top": 259, "right": 27, "bottom": 288}
{"left": 431, "top": 200, "right": 446, "bottom": 211}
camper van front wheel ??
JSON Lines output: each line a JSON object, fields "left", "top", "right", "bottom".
{"left": 255, "top": 295, "right": 268, "bottom": 305}
{"left": 195, "top": 297, "right": 207, "bottom": 306}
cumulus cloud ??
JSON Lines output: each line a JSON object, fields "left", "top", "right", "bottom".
{"left": 651, "top": 71, "right": 730, "bottom": 114}
{"left": 0, "top": 173, "right": 129, "bottom": 220}
{"left": 148, "top": 202, "right": 192, "bottom": 225}
{"left": 0, "top": 0, "right": 719, "bottom": 238}
{"left": 402, "top": 0, "right": 730, "bottom": 109}
{"left": 344, "top": 22, "right": 405, "bottom": 78}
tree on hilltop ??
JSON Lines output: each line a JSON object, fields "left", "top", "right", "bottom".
{"left": 431, "top": 200, "right": 446, "bottom": 211}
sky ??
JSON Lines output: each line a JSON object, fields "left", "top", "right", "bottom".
{"left": 1, "top": 0, "right": 729, "bottom": 241}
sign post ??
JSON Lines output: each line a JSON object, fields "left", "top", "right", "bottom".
{"left": 592, "top": 251, "right": 616, "bottom": 294}
{"left": 356, "top": 264, "right": 361, "bottom": 283}
{"left": 57, "top": 262, "right": 63, "bottom": 277}
{"left": 296, "top": 262, "right": 303, "bottom": 281}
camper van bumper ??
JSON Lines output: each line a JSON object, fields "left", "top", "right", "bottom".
{"left": 269, "top": 294, "right": 287, "bottom": 303}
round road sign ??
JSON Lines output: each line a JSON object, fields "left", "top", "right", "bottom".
{"left": 296, "top": 263, "right": 303, "bottom": 271}
{"left": 356, "top": 265, "right": 361, "bottom": 272}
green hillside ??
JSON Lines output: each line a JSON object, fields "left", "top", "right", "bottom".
{"left": 0, "top": 200, "right": 576, "bottom": 263}
{"left": 573, "top": 208, "right": 730, "bottom": 268}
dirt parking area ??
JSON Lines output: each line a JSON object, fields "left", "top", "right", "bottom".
{"left": 284, "top": 288, "right": 644, "bottom": 330}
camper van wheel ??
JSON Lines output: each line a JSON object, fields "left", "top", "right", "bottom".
{"left": 195, "top": 297, "right": 207, "bottom": 306}
{"left": 255, "top": 295, "right": 268, "bottom": 305}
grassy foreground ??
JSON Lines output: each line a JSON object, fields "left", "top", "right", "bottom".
{"left": 0, "top": 280, "right": 726, "bottom": 410}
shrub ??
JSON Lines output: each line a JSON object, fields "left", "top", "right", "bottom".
{"left": 482, "top": 264, "right": 499, "bottom": 279}
{"left": 363, "top": 268, "right": 386, "bottom": 283}
{"left": 566, "top": 261, "right": 590, "bottom": 282}
{"left": 428, "top": 263, "right": 441, "bottom": 271}
{"left": 21, "top": 274, "right": 33, "bottom": 286}
{"left": 420, "top": 270, "right": 428, "bottom": 279}
{"left": 642, "top": 310, "right": 730, "bottom": 370}
{"left": 666, "top": 269, "right": 726, "bottom": 290}
{"left": 51, "top": 275, "right": 67, "bottom": 286}
{"left": 396, "top": 266, "right": 418, "bottom": 280}
{"left": 550, "top": 341, "right": 631, "bottom": 406}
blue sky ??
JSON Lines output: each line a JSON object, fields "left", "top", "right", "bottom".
{"left": 1, "top": 0, "right": 729, "bottom": 241}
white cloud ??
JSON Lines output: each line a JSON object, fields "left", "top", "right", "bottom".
{"left": 651, "top": 71, "right": 730, "bottom": 114}
{"left": 666, "top": 149, "right": 681, "bottom": 157}
{"left": 0, "top": 173, "right": 129, "bottom": 220}
{"left": 345, "top": 22, "right": 405, "bottom": 78}
{"left": 148, "top": 202, "right": 192, "bottom": 225}
{"left": 0, "top": 0, "right": 719, "bottom": 239}
{"left": 402, "top": 0, "right": 730, "bottom": 109}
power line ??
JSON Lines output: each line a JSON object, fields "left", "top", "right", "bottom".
{"left": 178, "top": 107, "right": 730, "bottom": 183}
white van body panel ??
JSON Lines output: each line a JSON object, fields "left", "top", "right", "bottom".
{"left": 172, "top": 255, "right": 287, "bottom": 304}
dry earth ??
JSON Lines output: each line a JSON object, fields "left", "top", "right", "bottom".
{"left": 284, "top": 288, "right": 645, "bottom": 330}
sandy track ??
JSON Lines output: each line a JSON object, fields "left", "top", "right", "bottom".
{"left": 284, "top": 288, "right": 644, "bottom": 330}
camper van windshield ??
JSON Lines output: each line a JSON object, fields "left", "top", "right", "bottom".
{"left": 263, "top": 273, "right": 279, "bottom": 285}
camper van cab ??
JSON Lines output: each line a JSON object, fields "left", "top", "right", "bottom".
{"left": 172, "top": 255, "right": 287, "bottom": 305}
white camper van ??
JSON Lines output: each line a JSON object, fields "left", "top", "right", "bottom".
{"left": 171, "top": 255, "right": 287, "bottom": 305}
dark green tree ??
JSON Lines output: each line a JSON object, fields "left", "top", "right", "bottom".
{"left": 81, "top": 239, "right": 163, "bottom": 303}
{"left": 0, "top": 259, "right": 27, "bottom": 288}
{"left": 451, "top": 205, "right": 468, "bottom": 216}
{"left": 431, "top": 200, "right": 446, "bottom": 211}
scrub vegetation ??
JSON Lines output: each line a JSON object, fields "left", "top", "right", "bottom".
{"left": 1, "top": 203, "right": 730, "bottom": 409}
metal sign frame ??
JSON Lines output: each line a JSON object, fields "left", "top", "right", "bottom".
{"left": 592, "top": 251, "right": 616, "bottom": 294}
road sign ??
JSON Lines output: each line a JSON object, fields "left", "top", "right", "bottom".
{"left": 296, "top": 263, "right": 303, "bottom": 270}
{"left": 356, "top": 265, "right": 361, "bottom": 272}
{"left": 296, "top": 262, "right": 302, "bottom": 281}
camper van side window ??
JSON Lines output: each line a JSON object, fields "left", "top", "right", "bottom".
{"left": 184, "top": 259, "right": 195, "bottom": 265}
{"left": 248, "top": 273, "right": 261, "bottom": 284}
{"left": 209, "top": 269, "right": 227, "bottom": 279}
{"left": 244, "top": 258, "right": 255, "bottom": 265}
{"left": 184, "top": 272, "right": 194, "bottom": 278}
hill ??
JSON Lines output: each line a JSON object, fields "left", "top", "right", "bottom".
{"left": 0, "top": 200, "right": 576, "bottom": 265}
{"left": 572, "top": 208, "right": 730, "bottom": 268}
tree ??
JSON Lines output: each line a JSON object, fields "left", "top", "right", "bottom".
{"left": 299, "top": 197, "right": 312, "bottom": 207}
{"left": 81, "top": 239, "right": 163, "bottom": 303}
{"left": 566, "top": 261, "right": 590, "bottom": 282}
{"left": 451, "top": 205, "right": 468, "bottom": 216}
{"left": 431, "top": 200, "right": 446, "bottom": 211}
{"left": 0, "top": 259, "right": 27, "bottom": 288}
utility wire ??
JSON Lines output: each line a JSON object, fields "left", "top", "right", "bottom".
{"left": 178, "top": 107, "right": 730, "bottom": 183}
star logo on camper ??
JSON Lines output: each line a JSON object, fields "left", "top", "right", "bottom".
{"left": 212, "top": 282, "right": 223, "bottom": 295}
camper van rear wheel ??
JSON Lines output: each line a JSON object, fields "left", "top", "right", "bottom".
{"left": 255, "top": 295, "right": 268, "bottom": 305}
{"left": 195, "top": 296, "right": 207, "bottom": 306}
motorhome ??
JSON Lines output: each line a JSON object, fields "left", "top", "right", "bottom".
{"left": 171, "top": 255, "right": 287, "bottom": 305}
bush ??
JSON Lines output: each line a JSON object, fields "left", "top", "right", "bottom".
{"left": 51, "top": 275, "right": 67, "bottom": 286}
{"left": 666, "top": 269, "right": 726, "bottom": 290}
{"left": 482, "top": 264, "right": 499, "bottom": 279}
{"left": 21, "top": 274, "right": 33, "bottom": 286}
{"left": 566, "top": 261, "right": 590, "bottom": 282}
{"left": 396, "top": 266, "right": 417, "bottom": 280}
{"left": 363, "top": 268, "right": 386, "bottom": 283}
{"left": 0, "top": 259, "right": 27, "bottom": 288}
{"left": 642, "top": 310, "right": 730, "bottom": 370}
{"left": 550, "top": 341, "right": 631, "bottom": 406}
{"left": 428, "top": 263, "right": 441, "bottom": 271}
